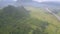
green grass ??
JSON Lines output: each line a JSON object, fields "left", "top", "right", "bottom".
{"left": 0, "top": 6, "right": 60, "bottom": 34}
{"left": 57, "top": 12, "right": 60, "bottom": 16}
{"left": 25, "top": 6, "right": 60, "bottom": 34}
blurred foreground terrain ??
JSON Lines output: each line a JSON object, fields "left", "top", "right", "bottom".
{"left": 0, "top": 0, "right": 60, "bottom": 34}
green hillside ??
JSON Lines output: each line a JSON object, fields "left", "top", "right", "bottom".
{"left": 0, "top": 5, "right": 60, "bottom": 34}
{"left": 58, "top": 12, "right": 60, "bottom": 16}
{"left": 25, "top": 6, "right": 60, "bottom": 34}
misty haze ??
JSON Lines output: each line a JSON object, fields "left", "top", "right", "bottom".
{"left": 0, "top": 0, "right": 60, "bottom": 34}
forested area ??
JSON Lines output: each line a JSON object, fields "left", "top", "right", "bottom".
{"left": 0, "top": 0, "right": 60, "bottom": 34}
{"left": 0, "top": 5, "right": 49, "bottom": 34}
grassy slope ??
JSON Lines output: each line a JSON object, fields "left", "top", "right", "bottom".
{"left": 25, "top": 6, "right": 60, "bottom": 34}
{"left": 0, "top": 6, "right": 60, "bottom": 34}
{"left": 58, "top": 12, "right": 60, "bottom": 16}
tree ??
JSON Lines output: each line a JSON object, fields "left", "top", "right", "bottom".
{"left": 32, "top": 28, "right": 42, "bottom": 34}
{"left": 0, "top": 5, "right": 30, "bottom": 34}
{"left": 40, "top": 21, "right": 49, "bottom": 34}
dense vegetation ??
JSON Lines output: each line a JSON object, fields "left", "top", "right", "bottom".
{"left": 25, "top": 6, "right": 60, "bottom": 34}
{"left": 0, "top": 5, "right": 60, "bottom": 34}
{"left": 0, "top": 5, "right": 31, "bottom": 34}
{"left": 0, "top": 0, "right": 60, "bottom": 34}
{"left": 0, "top": 5, "right": 50, "bottom": 34}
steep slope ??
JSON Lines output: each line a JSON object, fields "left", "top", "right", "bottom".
{"left": 0, "top": 5, "right": 31, "bottom": 34}
{"left": 0, "top": 5, "right": 60, "bottom": 34}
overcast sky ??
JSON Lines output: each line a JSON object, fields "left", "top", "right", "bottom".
{"left": 33, "top": 0, "right": 60, "bottom": 2}
{"left": 0, "top": 0, "right": 17, "bottom": 1}
{"left": 0, "top": 0, "right": 60, "bottom": 2}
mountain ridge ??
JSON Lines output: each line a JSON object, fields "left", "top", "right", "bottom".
{"left": 0, "top": 0, "right": 60, "bottom": 8}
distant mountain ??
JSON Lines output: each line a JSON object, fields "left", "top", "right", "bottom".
{"left": 0, "top": 0, "right": 60, "bottom": 8}
{"left": 41, "top": 2, "right": 60, "bottom": 6}
{"left": 16, "top": 0, "right": 60, "bottom": 8}
{"left": 0, "top": 0, "right": 16, "bottom": 8}
{"left": 16, "top": 0, "right": 46, "bottom": 7}
{"left": 40, "top": 2, "right": 60, "bottom": 7}
{"left": 17, "top": 0, "right": 33, "bottom": 3}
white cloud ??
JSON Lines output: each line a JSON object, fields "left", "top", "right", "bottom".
{"left": 13, "top": 0, "right": 17, "bottom": 1}
{"left": 33, "top": 0, "right": 60, "bottom": 2}
{"left": 33, "top": 0, "right": 44, "bottom": 2}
